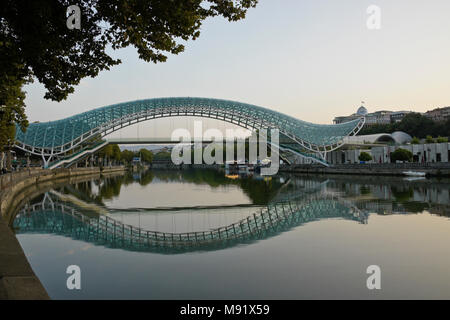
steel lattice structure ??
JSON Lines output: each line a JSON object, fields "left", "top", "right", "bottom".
{"left": 15, "top": 97, "right": 365, "bottom": 161}
{"left": 14, "top": 192, "right": 367, "bottom": 254}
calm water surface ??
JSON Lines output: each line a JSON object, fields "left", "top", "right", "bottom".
{"left": 10, "top": 169, "right": 450, "bottom": 299}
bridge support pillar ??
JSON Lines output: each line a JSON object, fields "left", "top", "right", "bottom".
{"left": 41, "top": 155, "right": 52, "bottom": 169}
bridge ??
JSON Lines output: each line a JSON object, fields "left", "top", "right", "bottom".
{"left": 13, "top": 188, "right": 368, "bottom": 254}
{"left": 14, "top": 97, "right": 365, "bottom": 168}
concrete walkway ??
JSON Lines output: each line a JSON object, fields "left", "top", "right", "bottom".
{"left": 0, "top": 219, "right": 49, "bottom": 299}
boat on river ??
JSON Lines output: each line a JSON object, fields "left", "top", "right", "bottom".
{"left": 403, "top": 171, "right": 426, "bottom": 177}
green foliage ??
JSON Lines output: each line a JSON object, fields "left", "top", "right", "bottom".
{"left": 98, "top": 144, "right": 113, "bottom": 157}
{"left": 358, "top": 113, "right": 450, "bottom": 139}
{"left": 425, "top": 135, "right": 435, "bottom": 143}
{"left": 436, "top": 136, "right": 448, "bottom": 143}
{"left": 1, "top": 0, "right": 257, "bottom": 101}
{"left": 411, "top": 136, "right": 420, "bottom": 144}
{"left": 390, "top": 148, "right": 413, "bottom": 162}
{"left": 139, "top": 148, "right": 153, "bottom": 163}
{"left": 0, "top": 0, "right": 257, "bottom": 150}
{"left": 0, "top": 39, "right": 31, "bottom": 151}
{"left": 121, "top": 149, "right": 135, "bottom": 163}
{"left": 358, "top": 123, "right": 394, "bottom": 136}
{"left": 153, "top": 151, "right": 172, "bottom": 161}
{"left": 111, "top": 144, "right": 121, "bottom": 161}
{"left": 395, "top": 114, "right": 435, "bottom": 138}
{"left": 358, "top": 152, "right": 372, "bottom": 162}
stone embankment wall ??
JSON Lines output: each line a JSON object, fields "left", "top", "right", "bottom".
{"left": 0, "top": 166, "right": 125, "bottom": 299}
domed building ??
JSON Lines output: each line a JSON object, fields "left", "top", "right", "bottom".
{"left": 333, "top": 103, "right": 368, "bottom": 124}
{"left": 356, "top": 105, "right": 368, "bottom": 116}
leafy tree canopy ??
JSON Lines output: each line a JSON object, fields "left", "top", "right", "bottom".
{"left": 139, "top": 148, "right": 153, "bottom": 163}
{"left": 358, "top": 113, "right": 450, "bottom": 138}
{"left": 0, "top": 0, "right": 257, "bottom": 148}
{"left": 358, "top": 152, "right": 372, "bottom": 162}
{"left": 390, "top": 148, "right": 413, "bottom": 162}
{"left": 411, "top": 136, "right": 420, "bottom": 144}
{"left": 121, "top": 149, "right": 135, "bottom": 163}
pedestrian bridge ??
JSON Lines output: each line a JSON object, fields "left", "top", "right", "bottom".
{"left": 14, "top": 97, "right": 365, "bottom": 167}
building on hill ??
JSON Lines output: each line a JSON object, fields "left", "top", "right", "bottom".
{"left": 424, "top": 106, "right": 450, "bottom": 122}
{"left": 365, "top": 111, "right": 392, "bottom": 125}
{"left": 333, "top": 104, "right": 411, "bottom": 126}
{"left": 390, "top": 111, "right": 412, "bottom": 123}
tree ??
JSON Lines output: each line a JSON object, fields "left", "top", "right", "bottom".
{"left": 395, "top": 113, "right": 436, "bottom": 138}
{"left": 0, "top": 38, "right": 31, "bottom": 168}
{"left": 121, "top": 149, "right": 135, "bottom": 163}
{"left": 111, "top": 144, "right": 121, "bottom": 163}
{"left": 357, "top": 113, "right": 445, "bottom": 138}
{"left": 153, "top": 151, "right": 172, "bottom": 161}
{"left": 390, "top": 148, "right": 413, "bottom": 163}
{"left": 358, "top": 152, "right": 372, "bottom": 162}
{"left": 0, "top": 0, "right": 257, "bottom": 151}
{"left": 358, "top": 123, "right": 394, "bottom": 136}
{"left": 139, "top": 148, "right": 153, "bottom": 164}
{"left": 411, "top": 136, "right": 420, "bottom": 144}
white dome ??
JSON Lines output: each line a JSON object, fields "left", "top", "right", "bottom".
{"left": 356, "top": 106, "right": 368, "bottom": 116}
{"left": 391, "top": 131, "right": 412, "bottom": 144}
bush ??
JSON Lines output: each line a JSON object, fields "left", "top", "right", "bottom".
{"left": 391, "top": 148, "right": 413, "bottom": 163}
{"left": 436, "top": 136, "right": 448, "bottom": 143}
{"left": 425, "top": 135, "right": 435, "bottom": 143}
{"left": 153, "top": 151, "right": 172, "bottom": 161}
{"left": 411, "top": 137, "right": 420, "bottom": 144}
{"left": 358, "top": 152, "right": 372, "bottom": 162}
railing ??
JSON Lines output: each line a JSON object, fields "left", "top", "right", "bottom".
{"left": 280, "top": 144, "right": 329, "bottom": 166}
{"left": 47, "top": 141, "right": 109, "bottom": 169}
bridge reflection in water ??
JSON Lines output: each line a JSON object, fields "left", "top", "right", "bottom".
{"left": 13, "top": 182, "right": 368, "bottom": 254}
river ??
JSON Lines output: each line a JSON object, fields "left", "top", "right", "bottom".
{"left": 10, "top": 169, "right": 450, "bottom": 299}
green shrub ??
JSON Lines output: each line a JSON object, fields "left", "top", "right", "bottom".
{"left": 391, "top": 148, "right": 413, "bottom": 162}
{"left": 358, "top": 152, "right": 372, "bottom": 162}
{"left": 411, "top": 137, "right": 420, "bottom": 144}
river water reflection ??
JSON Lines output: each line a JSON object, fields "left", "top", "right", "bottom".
{"left": 10, "top": 169, "right": 450, "bottom": 299}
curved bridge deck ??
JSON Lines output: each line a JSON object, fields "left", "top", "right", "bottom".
{"left": 15, "top": 97, "right": 364, "bottom": 166}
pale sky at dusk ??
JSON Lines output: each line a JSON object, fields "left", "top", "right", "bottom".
{"left": 24, "top": 0, "right": 450, "bottom": 132}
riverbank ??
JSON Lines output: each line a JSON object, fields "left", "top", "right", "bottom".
{"left": 149, "top": 161, "right": 450, "bottom": 177}
{"left": 279, "top": 163, "right": 450, "bottom": 177}
{"left": 0, "top": 166, "right": 126, "bottom": 299}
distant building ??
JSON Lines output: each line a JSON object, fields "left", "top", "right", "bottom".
{"left": 365, "top": 111, "right": 392, "bottom": 126}
{"left": 333, "top": 104, "right": 411, "bottom": 126}
{"left": 333, "top": 114, "right": 360, "bottom": 124}
{"left": 333, "top": 104, "right": 366, "bottom": 124}
{"left": 390, "top": 111, "right": 412, "bottom": 123}
{"left": 424, "top": 106, "right": 450, "bottom": 122}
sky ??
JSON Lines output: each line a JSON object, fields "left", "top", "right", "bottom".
{"left": 23, "top": 0, "right": 450, "bottom": 137}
